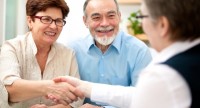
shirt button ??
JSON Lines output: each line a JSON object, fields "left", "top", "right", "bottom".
{"left": 102, "top": 56, "right": 104, "bottom": 59}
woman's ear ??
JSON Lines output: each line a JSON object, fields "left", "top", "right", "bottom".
{"left": 27, "top": 16, "right": 33, "bottom": 30}
{"left": 159, "top": 16, "right": 170, "bottom": 38}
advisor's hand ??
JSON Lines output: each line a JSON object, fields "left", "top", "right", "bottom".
{"left": 46, "top": 80, "right": 82, "bottom": 105}
{"left": 53, "top": 76, "right": 92, "bottom": 97}
{"left": 46, "top": 76, "right": 85, "bottom": 105}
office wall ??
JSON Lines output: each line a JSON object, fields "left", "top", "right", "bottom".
{"left": 5, "top": 0, "right": 17, "bottom": 40}
{"left": 58, "top": 0, "right": 140, "bottom": 44}
{"left": 2, "top": 0, "right": 140, "bottom": 45}
{"left": 0, "top": 0, "right": 6, "bottom": 46}
{"left": 5, "top": 0, "right": 27, "bottom": 40}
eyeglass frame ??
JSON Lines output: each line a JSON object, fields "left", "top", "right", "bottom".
{"left": 32, "top": 16, "right": 66, "bottom": 27}
{"left": 135, "top": 15, "right": 149, "bottom": 19}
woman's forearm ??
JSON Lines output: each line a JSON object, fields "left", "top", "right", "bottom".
{"left": 6, "top": 79, "right": 54, "bottom": 102}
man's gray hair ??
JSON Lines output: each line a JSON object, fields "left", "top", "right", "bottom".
{"left": 83, "top": 0, "right": 119, "bottom": 17}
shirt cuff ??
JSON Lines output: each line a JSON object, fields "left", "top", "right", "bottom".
{"left": 91, "top": 83, "right": 109, "bottom": 103}
{"left": 3, "top": 76, "right": 20, "bottom": 85}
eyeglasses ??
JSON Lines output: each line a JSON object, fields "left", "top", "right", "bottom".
{"left": 135, "top": 15, "right": 149, "bottom": 19}
{"left": 135, "top": 14, "right": 149, "bottom": 24}
{"left": 32, "top": 16, "right": 66, "bottom": 27}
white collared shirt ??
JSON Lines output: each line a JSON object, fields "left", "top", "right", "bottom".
{"left": 90, "top": 38, "right": 200, "bottom": 108}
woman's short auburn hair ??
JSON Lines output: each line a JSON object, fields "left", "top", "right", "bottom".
{"left": 26, "top": 0, "right": 69, "bottom": 19}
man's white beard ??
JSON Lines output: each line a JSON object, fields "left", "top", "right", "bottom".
{"left": 94, "top": 35, "right": 116, "bottom": 46}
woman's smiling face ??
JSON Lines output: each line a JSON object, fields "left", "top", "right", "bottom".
{"left": 27, "top": 7, "right": 63, "bottom": 46}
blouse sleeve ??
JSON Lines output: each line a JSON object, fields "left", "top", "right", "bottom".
{"left": 91, "top": 83, "right": 135, "bottom": 108}
{"left": 0, "top": 80, "right": 10, "bottom": 107}
{"left": 0, "top": 41, "right": 21, "bottom": 85}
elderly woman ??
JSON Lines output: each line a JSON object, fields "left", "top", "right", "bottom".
{"left": 0, "top": 0, "right": 83, "bottom": 107}
{"left": 52, "top": 0, "right": 200, "bottom": 107}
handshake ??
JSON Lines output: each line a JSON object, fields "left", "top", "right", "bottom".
{"left": 46, "top": 76, "right": 92, "bottom": 106}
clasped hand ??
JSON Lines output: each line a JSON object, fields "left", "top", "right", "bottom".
{"left": 46, "top": 78, "right": 85, "bottom": 105}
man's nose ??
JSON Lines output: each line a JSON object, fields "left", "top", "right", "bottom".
{"left": 100, "top": 17, "right": 109, "bottom": 26}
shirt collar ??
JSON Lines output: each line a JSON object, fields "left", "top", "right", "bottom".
{"left": 150, "top": 38, "right": 200, "bottom": 65}
{"left": 27, "top": 32, "right": 37, "bottom": 55}
{"left": 86, "top": 31, "right": 122, "bottom": 53}
{"left": 112, "top": 31, "right": 122, "bottom": 53}
{"left": 27, "top": 32, "right": 56, "bottom": 58}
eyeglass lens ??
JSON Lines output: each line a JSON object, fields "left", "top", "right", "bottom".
{"left": 40, "top": 16, "right": 66, "bottom": 26}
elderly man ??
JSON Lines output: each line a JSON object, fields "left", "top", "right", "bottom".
{"left": 68, "top": 0, "right": 152, "bottom": 107}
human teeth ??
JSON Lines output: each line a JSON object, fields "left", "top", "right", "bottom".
{"left": 97, "top": 27, "right": 114, "bottom": 33}
{"left": 45, "top": 32, "right": 56, "bottom": 36}
{"left": 100, "top": 29, "right": 112, "bottom": 33}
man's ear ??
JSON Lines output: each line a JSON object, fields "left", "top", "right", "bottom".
{"left": 83, "top": 16, "right": 88, "bottom": 28}
{"left": 118, "top": 11, "right": 122, "bottom": 22}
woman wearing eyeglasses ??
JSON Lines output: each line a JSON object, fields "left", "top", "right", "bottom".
{"left": 0, "top": 0, "right": 84, "bottom": 107}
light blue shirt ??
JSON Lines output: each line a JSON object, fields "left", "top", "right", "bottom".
{"left": 68, "top": 31, "right": 152, "bottom": 107}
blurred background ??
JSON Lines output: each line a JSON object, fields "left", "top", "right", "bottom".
{"left": 0, "top": 0, "right": 141, "bottom": 46}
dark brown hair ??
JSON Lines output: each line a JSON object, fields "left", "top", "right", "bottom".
{"left": 144, "top": 0, "right": 200, "bottom": 41}
{"left": 26, "top": 0, "right": 69, "bottom": 19}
